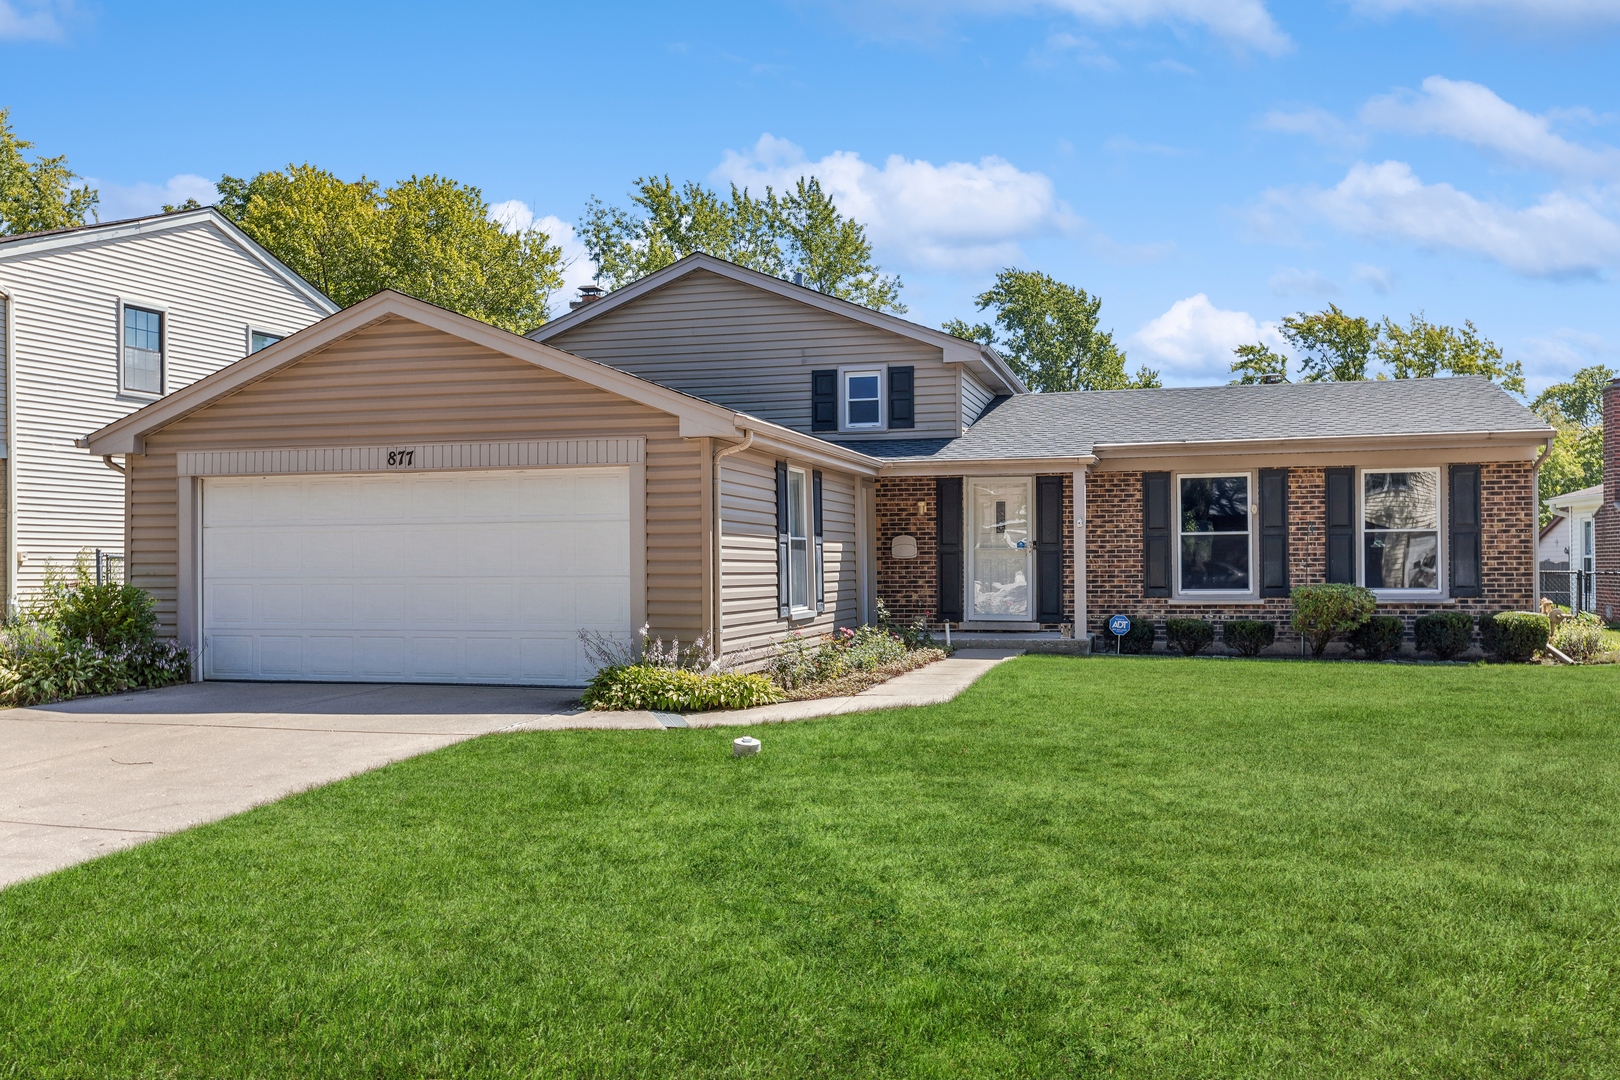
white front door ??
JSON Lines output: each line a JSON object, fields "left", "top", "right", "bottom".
{"left": 967, "top": 477, "right": 1034, "bottom": 621}
{"left": 200, "top": 467, "right": 632, "bottom": 686}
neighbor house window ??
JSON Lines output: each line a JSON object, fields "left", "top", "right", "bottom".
{"left": 843, "top": 369, "right": 883, "bottom": 430}
{"left": 249, "top": 329, "right": 281, "bottom": 354}
{"left": 787, "top": 467, "right": 811, "bottom": 610}
{"left": 1179, "top": 474, "right": 1251, "bottom": 592}
{"left": 1362, "top": 470, "right": 1440, "bottom": 591}
{"left": 122, "top": 305, "right": 164, "bottom": 395}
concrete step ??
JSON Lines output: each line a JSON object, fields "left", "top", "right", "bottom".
{"left": 933, "top": 631, "right": 1090, "bottom": 655}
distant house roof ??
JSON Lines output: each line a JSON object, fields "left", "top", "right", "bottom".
{"left": 1545, "top": 483, "right": 1603, "bottom": 510}
{"left": 840, "top": 376, "right": 1553, "bottom": 463}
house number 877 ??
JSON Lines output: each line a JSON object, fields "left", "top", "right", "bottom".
{"left": 386, "top": 449, "right": 415, "bottom": 466}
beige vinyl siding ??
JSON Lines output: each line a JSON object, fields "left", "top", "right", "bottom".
{"left": 718, "top": 448, "right": 859, "bottom": 661}
{"left": 961, "top": 370, "right": 996, "bottom": 425}
{"left": 131, "top": 317, "right": 704, "bottom": 640}
{"left": 0, "top": 220, "right": 329, "bottom": 599}
{"left": 546, "top": 270, "right": 960, "bottom": 439}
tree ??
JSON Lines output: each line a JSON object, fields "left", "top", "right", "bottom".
{"left": 580, "top": 176, "right": 903, "bottom": 312}
{"left": 1376, "top": 314, "right": 1524, "bottom": 395}
{"left": 1280, "top": 304, "right": 1377, "bottom": 382}
{"left": 1533, "top": 364, "right": 1614, "bottom": 524}
{"left": 0, "top": 107, "right": 98, "bottom": 236}
{"left": 947, "top": 268, "right": 1160, "bottom": 392}
{"left": 1533, "top": 364, "right": 1614, "bottom": 429}
{"left": 1229, "top": 343, "right": 1289, "bottom": 384}
{"left": 217, "top": 165, "right": 563, "bottom": 332}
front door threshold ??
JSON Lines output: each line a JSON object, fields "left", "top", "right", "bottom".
{"left": 954, "top": 621, "right": 1045, "bottom": 632}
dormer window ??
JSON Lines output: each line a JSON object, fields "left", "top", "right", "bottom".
{"left": 843, "top": 369, "right": 883, "bottom": 429}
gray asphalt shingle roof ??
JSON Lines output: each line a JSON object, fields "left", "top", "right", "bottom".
{"left": 836, "top": 376, "right": 1551, "bottom": 462}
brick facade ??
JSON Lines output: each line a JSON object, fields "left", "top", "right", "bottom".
{"left": 1597, "top": 380, "right": 1620, "bottom": 621}
{"left": 875, "top": 462, "right": 1538, "bottom": 651}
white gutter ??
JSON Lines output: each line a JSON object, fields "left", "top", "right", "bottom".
{"left": 710, "top": 428, "right": 757, "bottom": 662}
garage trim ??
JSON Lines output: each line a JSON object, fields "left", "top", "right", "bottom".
{"left": 177, "top": 438, "right": 645, "bottom": 477}
{"left": 174, "top": 455, "right": 647, "bottom": 674}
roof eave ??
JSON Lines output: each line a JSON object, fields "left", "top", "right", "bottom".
{"left": 1091, "top": 428, "right": 1557, "bottom": 458}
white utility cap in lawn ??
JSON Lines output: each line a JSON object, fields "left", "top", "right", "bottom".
{"left": 733, "top": 736, "right": 761, "bottom": 757}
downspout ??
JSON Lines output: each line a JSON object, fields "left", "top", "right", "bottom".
{"left": 1532, "top": 434, "right": 1554, "bottom": 614}
{"left": 102, "top": 455, "right": 125, "bottom": 474}
{"left": 711, "top": 427, "right": 756, "bottom": 663}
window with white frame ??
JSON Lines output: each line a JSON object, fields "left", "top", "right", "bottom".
{"left": 843, "top": 369, "right": 883, "bottom": 429}
{"left": 1179, "top": 474, "right": 1251, "bottom": 592}
{"left": 1362, "top": 470, "right": 1440, "bottom": 591}
{"left": 249, "top": 329, "right": 281, "bottom": 354}
{"left": 122, "top": 305, "right": 164, "bottom": 395}
{"left": 787, "top": 467, "right": 811, "bottom": 610}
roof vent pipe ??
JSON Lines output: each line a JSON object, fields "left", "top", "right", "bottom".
{"left": 1260, "top": 374, "right": 1285, "bottom": 384}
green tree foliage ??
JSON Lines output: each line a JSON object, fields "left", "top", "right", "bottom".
{"left": 580, "top": 176, "right": 903, "bottom": 313}
{"left": 1534, "top": 364, "right": 1613, "bottom": 428}
{"left": 1281, "top": 304, "right": 1378, "bottom": 382}
{"left": 946, "top": 268, "right": 1160, "bottom": 392}
{"left": 217, "top": 165, "right": 564, "bottom": 333}
{"left": 1533, "top": 364, "right": 1614, "bottom": 524}
{"left": 1377, "top": 314, "right": 1524, "bottom": 395}
{"left": 1229, "top": 343, "right": 1289, "bottom": 384}
{"left": 0, "top": 107, "right": 98, "bottom": 235}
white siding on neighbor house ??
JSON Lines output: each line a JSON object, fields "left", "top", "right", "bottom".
{"left": 718, "top": 448, "right": 860, "bottom": 662}
{"left": 544, "top": 269, "right": 963, "bottom": 440}
{"left": 0, "top": 220, "right": 329, "bottom": 599}
{"left": 961, "top": 369, "right": 996, "bottom": 426}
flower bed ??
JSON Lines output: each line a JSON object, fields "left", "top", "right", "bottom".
{"left": 779, "top": 646, "right": 946, "bottom": 701}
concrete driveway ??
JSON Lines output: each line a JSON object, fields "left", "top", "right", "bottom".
{"left": 0, "top": 681, "right": 660, "bottom": 890}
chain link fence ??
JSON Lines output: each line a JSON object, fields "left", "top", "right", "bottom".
{"left": 94, "top": 548, "right": 126, "bottom": 586}
{"left": 1540, "top": 568, "right": 1620, "bottom": 616}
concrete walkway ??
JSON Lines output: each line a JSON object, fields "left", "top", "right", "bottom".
{"left": 683, "top": 648, "right": 1022, "bottom": 728}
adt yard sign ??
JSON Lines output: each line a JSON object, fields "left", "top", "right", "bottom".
{"left": 1109, "top": 615, "right": 1131, "bottom": 636}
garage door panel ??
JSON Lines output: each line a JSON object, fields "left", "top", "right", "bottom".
{"left": 203, "top": 468, "right": 632, "bottom": 685}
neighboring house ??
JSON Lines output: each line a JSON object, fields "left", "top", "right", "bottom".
{"left": 1539, "top": 510, "right": 1571, "bottom": 571}
{"left": 1542, "top": 483, "right": 1601, "bottom": 610}
{"left": 0, "top": 208, "right": 337, "bottom": 608}
{"left": 86, "top": 256, "right": 1556, "bottom": 687}
{"left": 1595, "top": 378, "right": 1620, "bottom": 622}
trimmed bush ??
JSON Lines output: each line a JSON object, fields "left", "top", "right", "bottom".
{"left": 1290, "top": 584, "right": 1377, "bottom": 658}
{"left": 1479, "top": 611, "right": 1550, "bottom": 663}
{"left": 1116, "top": 617, "right": 1157, "bottom": 654}
{"left": 1223, "top": 619, "right": 1276, "bottom": 657}
{"left": 582, "top": 665, "right": 782, "bottom": 711}
{"left": 1165, "top": 618, "right": 1215, "bottom": 656}
{"left": 1347, "top": 615, "right": 1405, "bottom": 661}
{"left": 1414, "top": 612, "right": 1474, "bottom": 660}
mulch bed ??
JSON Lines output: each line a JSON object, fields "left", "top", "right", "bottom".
{"left": 779, "top": 648, "right": 949, "bottom": 701}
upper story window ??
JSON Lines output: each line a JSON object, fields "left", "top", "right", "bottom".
{"left": 249, "top": 329, "right": 282, "bottom": 354}
{"left": 843, "top": 369, "right": 883, "bottom": 429}
{"left": 122, "top": 304, "right": 164, "bottom": 396}
{"left": 1179, "top": 474, "right": 1251, "bottom": 592}
{"left": 1363, "top": 470, "right": 1439, "bottom": 591}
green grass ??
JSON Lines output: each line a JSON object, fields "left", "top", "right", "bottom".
{"left": 4, "top": 657, "right": 1620, "bottom": 1078}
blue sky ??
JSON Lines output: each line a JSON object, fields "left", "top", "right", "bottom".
{"left": 3, "top": 0, "right": 1618, "bottom": 396}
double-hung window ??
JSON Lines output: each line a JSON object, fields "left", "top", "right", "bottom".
{"left": 122, "top": 305, "right": 164, "bottom": 396}
{"left": 786, "top": 467, "right": 811, "bottom": 611}
{"left": 843, "top": 369, "right": 883, "bottom": 430}
{"left": 1362, "top": 470, "right": 1439, "bottom": 591}
{"left": 1179, "top": 474, "right": 1251, "bottom": 592}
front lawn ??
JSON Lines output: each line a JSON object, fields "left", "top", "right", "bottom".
{"left": 4, "top": 658, "right": 1619, "bottom": 1078}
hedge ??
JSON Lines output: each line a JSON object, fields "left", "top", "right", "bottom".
{"left": 1478, "top": 612, "right": 1550, "bottom": 663}
{"left": 1165, "top": 618, "right": 1214, "bottom": 656}
{"left": 1223, "top": 619, "right": 1276, "bottom": 657}
{"left": 583, "top": 666, "right": 783, "bottom": 711}
{"left": 1414, "top": 612, "right": 1474, "bottom": 660}
{"left": 1347, "top": 615, "right": 1405, "bottom": 661}
{"left": 1291, "top": 584, "right": 1377, "bottom": 658}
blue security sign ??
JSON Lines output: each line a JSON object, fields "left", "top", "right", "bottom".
{"left": 1108, "top": 614, "right": 1132, "bottom": 637}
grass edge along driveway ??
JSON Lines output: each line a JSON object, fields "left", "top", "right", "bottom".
{"left": 2, "top": 655, "right": 1618, "bottom": 1079}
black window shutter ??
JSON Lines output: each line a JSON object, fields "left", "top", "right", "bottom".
{"left": 1449, "top": 464, "right": 1482, "bottom": 597}
{"left": 776, "top": 460, "right": 791, "bottom": 618}
{"left": 1325, "top": 466, "right": 1356, "bottom": 584}
{"left": 1143, "top": 472, "right": 1171, "bottom": 597}
{"left": 813, "top": 470, "right": 826, "bottom": 613}
{"left": 1260, "top": 468, "right": 1290, "bottom": 597}
{"left": 888, "top": 366, "right": 915, "bottom": 429}
{"left": 811, "top": 369, "right": 837, "bottom": 432}
{"left": 1036, "top": 475, "right": 1064, "bottom": 622}
{"left": 937, "top": 477, "right": 964, "bottom": 621}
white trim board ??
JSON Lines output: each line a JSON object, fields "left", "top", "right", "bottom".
{"left": 177, "top": 438, "right": 647, "bottom": 477}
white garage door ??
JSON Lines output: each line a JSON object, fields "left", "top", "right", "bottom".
{"left": 201, "top": 468, "right": 632, "bottom": 685}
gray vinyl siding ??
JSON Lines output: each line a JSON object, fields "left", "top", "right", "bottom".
{"left": 0, "top": 220, "right": 329, "bottom": 599}
{"left": 718, "top": 448, "right": 860, "bottom": 662}
{"left": 962, "top": 370, "right": 995, "bottom": 426}
{"left": 544, "top": 270, "right": 961, "bottom": 439}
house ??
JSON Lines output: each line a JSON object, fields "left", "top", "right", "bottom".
{"left": 84, "top": 255, "right": 1555, "bottom": 685}
{"left": 1539, "top": 508, "right": 1571, "bottom": 571}
{"left": 0, "top": 208, "right": 337, "bottom": 608}
{"left": 1541, "top": 483, "right": 1601, "bottom": 610}
{"left": 1594, "top": 378, "right": 1620, "bottom": 622}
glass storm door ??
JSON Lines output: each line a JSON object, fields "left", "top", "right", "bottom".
{"left": 968, "top": 478, "right": 1033, "bottom": 621}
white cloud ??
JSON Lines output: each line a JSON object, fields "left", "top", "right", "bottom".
{"left": 1351, "top": 0, "right": 1620, "bottom": 24}
{"left": 1261, "top": 107, "right": 1366, "bottom": 151}
{"left": 1259, "top": 160, "right": 1620, "bottom": 278}
{"left": 0, "top": 1, "right": 66, "bottom": 40}
{"left": 1130, "top": 294, "right": 1286, "bottom": 382}
{"left": 1361, "top": 76, "right": 1620, "bottom": 178}
{"left": 488, "top": 200, "right": 599, "bottom": 315}
{"left": 1352, "top": 263, "right": 1396, "bottom": 294}
{"left": 1268, "top": 267, "right": 1337, "bottom": 297}
{"left": 89, "top": 174, "right": 218, "bottom": 221}
{"left": 1031, "top": 30, "right": 1118, "bottom": 70}
{"left": 712, "top": 133, "right": 1077, "bottom": 271}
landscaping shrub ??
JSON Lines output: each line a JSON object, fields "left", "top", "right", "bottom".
{"left": 1165, "top": 618, "right": 1214, "bottom": 656}
{"left": 1414, "top": 612, "right": 1474, "bottom": 660}
{"left": 764, "top": 623, "right": 914, "bottom": 691}
{"left": 1479, "top": 611, "right": 1550, "bottom": 663}
{"left": 1290, "top": 584, "right": 1376, "bottom": 658}
{"left": 1552, "top": 615, "right": 1608, "bottom": 663}
{"left": 30, "top": 559, "right": 158, "bottom": 652}
{"left": 876, "top": 599, "right": 935, "bottom": 650}
{"left": 1347, "top": 615, "right": 1405, "bottom": 661}
{"left": 832, "top": 624, "right": 909, "bottom": 671}
{"left": 582, "top": 666, "right": 781, "bottom": 711}
{"left": 1223, "top": 619, "right": 1276, "bottom": 657}
{"left": 1117, "top": 617, "right": 1156, "bottom": 654}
